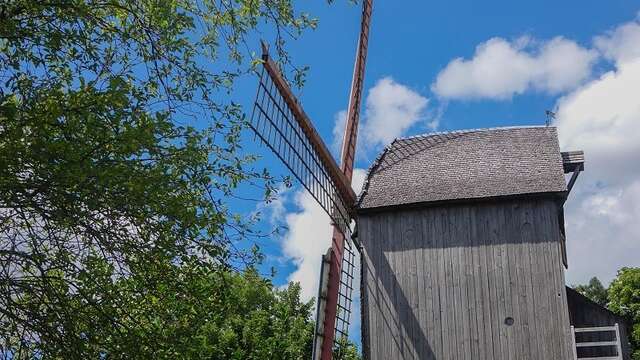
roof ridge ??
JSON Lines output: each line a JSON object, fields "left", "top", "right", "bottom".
{"left": 395, "top": 125, "right": 554, "bottom": 142}
{"left": 356, "top": 141, "right": 395, "bottom": 207}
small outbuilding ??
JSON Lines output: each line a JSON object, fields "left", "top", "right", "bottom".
{"left": 567, "top": 286, "right": 632, "bottom": 359}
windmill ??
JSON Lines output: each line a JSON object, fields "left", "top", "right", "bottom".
{"left": 248, "top": 1, "right": 373, "bottom": 359}
{"left": 247, "top": 3, "right": 634, "bottom": 358}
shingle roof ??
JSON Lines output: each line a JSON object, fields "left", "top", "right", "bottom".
{"left": 357, "top": 126, "right": 568, "bottom": 210}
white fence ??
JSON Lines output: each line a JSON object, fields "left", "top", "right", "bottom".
{"left": 571, "top": 323, "right": 623, "bottom": 360}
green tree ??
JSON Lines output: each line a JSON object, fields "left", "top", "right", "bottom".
{"left": 608, "top": 267, "right": 640, "bottom": 360}
{"left": 574, "top": 276, "right": 609, "bottom": 307}
{"left": 0, "top": 0, "right": 321, "bottom": 358}
{"left": 90, "top": 266, "right": 318, "bottom": 359}
{"left": 334, "top": 336, "right": 362, "bottom": 360}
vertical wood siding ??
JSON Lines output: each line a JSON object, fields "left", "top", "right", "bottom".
{"left": 360, "top": 198, "right": 573, "bottom": 360}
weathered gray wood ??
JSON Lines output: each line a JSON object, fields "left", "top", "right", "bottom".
{"left": 500, "top": 205, "right": 516, "bottom": 360}
{"left": 383, "top": 213, "right": 401, "bottom": 358}
{"left": 509, "top": 206, "right": 523, "bottom": 360}
{"left": 457, "top": 206, "right": 472, "bottom": 360}
{"left": 360, "top": 216, "right": 372, "bottom": 359}
{"left": 376, "top": 213, "right": 387, "bottom": 357}
{"left": 360, "top": 216, "right": 374, "bottom": 358}
{"left": 434, "top": 209, "right": 449, "bottom": 359}
{"left": 413, "top": 212, "right": 427, "bottom": 358}
{"left": 485, "top": 205, "right": 504, "bottom": 360}
{"left": 492, "top": 204, "right": 506, "bottom": 359}
{"left": 477, "top": 208, "right": 495, "bottom": 359}
{"left": 368, "top": 213, "right": 388, "bottom": 359}
{"left": 362, "top": 215, "right": 373, "bottom": 358}
{"left": 365, "top": 215, "right": 381, "bottom": 359}
{"left": 546, "top": 203, "right": 576, "bottom": 360}
{"left": 534, "top": 202, "right": 553, "bottom": 359}
{"left": 561, "top": 150, "right": 585, "bottom": 173}
{"left": 514, "top": 203, "right": 533, "bottom": 360}
{"left": 469, "top": 206, "right": 488, "bottom": 359}
{"left": 443, "top": 210, "right": 455, "bottom": 360}
{"left": 461, "top": 206, "right": 479, "bottom": 360}
{"left": 450, "top": 208, "right": 464, "bottom": 360}
{"left": 360, "top": 198, "right": 573, "bottom": 360}
{"left": 543, "top": 204, "right": 562, "bottom": 358}
{"left": 403, "top": 211, "right": 419, "bottom": 359}
{"left": 522, "top": 202, "right": 543, "bottom": 359}
{"left": 426, "top": 209, "right": 442, "bottom": 358}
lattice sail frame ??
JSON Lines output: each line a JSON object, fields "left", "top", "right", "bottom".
{"left": 333, "top": 236, "right": 356, "bottom": 348}
{"left": 249, "top": 56, "right": 356, "bottom": 239}
{"left": 249, "top": 48, "right": 362, "bottom": 357}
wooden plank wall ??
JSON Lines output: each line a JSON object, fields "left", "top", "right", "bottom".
{"left": 360, "top": 198, "right": 574, "bottom": 360}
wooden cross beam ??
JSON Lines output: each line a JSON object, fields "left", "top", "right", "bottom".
{"left": 561, "top": 150, "right": 585, "bottom": 195}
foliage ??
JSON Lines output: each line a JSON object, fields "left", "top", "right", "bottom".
{"left": 83, "top": 267, "right": 317, "bottom": 360}
{"left": 333, "top": 336, "right": 362, "bottom": 360}
{"left": 0, "top": 0, "right": 322, "bottom": 358}
{"left": 574, "top": 276, "right": 609, "bottom": 307}
{"left": 5, "top": 262, "right": 317, "bottom": 359}
{"left": 608, "top": 267, "right": 640, "bottom": 360}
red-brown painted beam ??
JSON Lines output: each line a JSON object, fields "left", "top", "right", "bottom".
{"left": 260, "top": 43, "right": 357, "bottom": 211}
{"left": 320, "top": 1, "right": 373, "bottom": 359}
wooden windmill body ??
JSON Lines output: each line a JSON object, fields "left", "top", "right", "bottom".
{"left": 355, "top": 128, "right": 631, "bottom": 359}
{"left": 357, "top": 127, "right": 580, "bottom": 359}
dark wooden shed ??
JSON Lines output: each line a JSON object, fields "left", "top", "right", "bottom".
{"left": 357, "top": 126, "right": 585, "bottom": 359}
{"left": 566, "top": 286, "right": 631, "bottom": 359}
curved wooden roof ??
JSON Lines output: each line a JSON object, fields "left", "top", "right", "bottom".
{"left": 358, "top": 126, "right": 568, "bottom": 210}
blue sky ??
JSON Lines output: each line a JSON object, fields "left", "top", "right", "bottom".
{"left": 231, "top": 0, "right": 640, "bottom": 347}
{"left": 289, "top": 0, "right": 635, "bottom": 135}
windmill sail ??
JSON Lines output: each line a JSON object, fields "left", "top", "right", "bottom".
{"left": 341, "top": 0, "right": 373, "bottom": 179}
{"left": 333, "top": 235, "right": 357, "bottom": 346}
{"left": 249, "top": 45, "right": 357, "bottom": 239}
{"left": 319, "top": 1, "right": 373, "bottom": 358}
{"left": 250, "top": 2, "right": 373, "bottom": 357}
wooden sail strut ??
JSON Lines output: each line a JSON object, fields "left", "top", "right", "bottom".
{"left": 259, "top": 42, "right": 357, "bottom": 210}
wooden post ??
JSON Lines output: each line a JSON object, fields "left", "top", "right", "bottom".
{"left": 319, "top": 227, "right": 346, "bottom": 360}
{"left": 570, "top": 325, "right": 578, "bottom": 360}
{"left": 614, "top": 323, "right": 622, "bottom": 360}
{"left": 312, "top": 251, "right": 332, "bottom": 359}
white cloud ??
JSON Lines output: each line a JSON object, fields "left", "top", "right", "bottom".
{"left": 281, "top": 190, "right": 332, "bottom": 301}
{"left": 432, "top": 37, "right": 597, "bottom": 100}
{"left": 351, "top": 168, "right": 367, "bottom": 196}
{"left": 594, "top": 16, "right": 640, "bottom": 65}
{"left": 563, "top": 183, "right": 640, "bottom": 286}
{"left": 361, "top": 77, "right": 429, "bottom": 149}
{"left": 555, "top": 59, "right": 640, "bottom": 183}
{"left": 332, "top": 110, "right": 348, "bottom": 156}
{"left": 282, "top": 76, "right": 426, "bottom": 302}
{"left": 281, "top": 168, "right": 367, "bottom": 302}
{"left": 554, "top": 58, "right": 640, "bottom": 285}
